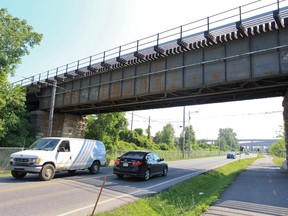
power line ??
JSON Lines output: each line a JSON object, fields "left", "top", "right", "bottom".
{"left": 126, "top": 110, "right": 283, "bottom": 127}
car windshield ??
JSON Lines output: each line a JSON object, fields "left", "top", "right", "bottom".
{"left": 121, "top": 152, "right": 146, "bottom": 160}
{"left": 29, "top": 138, "right": 60, "bottom": 151}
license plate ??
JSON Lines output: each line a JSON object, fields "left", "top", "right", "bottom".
{"left": 123, "top": 162, "right": 128, "bottom": 167}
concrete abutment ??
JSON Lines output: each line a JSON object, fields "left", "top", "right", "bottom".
{"left": 282, "top": 91, "right": 288, "bottom": 171}
{"left": 30, "top": 110, "right": 86, "bottom": 138}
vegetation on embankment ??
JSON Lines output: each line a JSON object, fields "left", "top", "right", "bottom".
{"left": 273, "top": 157, "right": 285, "bottom": 166}
{"left": 98, "top": 156, "right": 261, "bottom": 216}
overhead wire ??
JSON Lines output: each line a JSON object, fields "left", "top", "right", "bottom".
{"left": 126, "top": 110, "right": 282, "bottom": 127}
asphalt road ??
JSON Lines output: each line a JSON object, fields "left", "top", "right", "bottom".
{"left": 0, "top": 155, "right": 252, "bottom": 216}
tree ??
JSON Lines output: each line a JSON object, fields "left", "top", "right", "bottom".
{"left": 85, "top": 113, "right": 128, "bottom": 152}
{"left": 0, "top": 8, "right": 42, "bottom": 75}
{"left": 216, "top": 128, "right": 238, "bottom": 151}
{"left": 269, "top": 126, "right": 285, "bottom": 157}
{"left": 134, "top": 128, "right": 143, "bottom": 136}
{"left": 0, "top": 80, "right": 29, "bottom": 146}
{"left": 197, "top": 139, "right": 218, "bottom": 151}
{"left": 0, "top": 8, "right": 42, "bottom": 146}
{"left": 215, "top": 136, "right": 228, "bottom": 151}
{"left": 119, "top": 129, "right": 157, "bottom": 150}
{"left": 154, "top": 123, "right": 175, "bottom": 148}
{"left": 179, "top": 125, "right": 196, "bottom": 151}
{"left": 269, "top": 139, "right": 285, "bottom": 157}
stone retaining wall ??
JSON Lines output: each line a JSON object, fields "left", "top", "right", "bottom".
{"left": 30, "top": 110, "right": 86, "bottom": 138}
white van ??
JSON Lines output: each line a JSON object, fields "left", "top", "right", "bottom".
{"left": 10, "top": 137, "right": 106, "bottom": 181}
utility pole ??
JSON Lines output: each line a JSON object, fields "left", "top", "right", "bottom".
{"left": 131, "top": 111, "right": 134, "bottom": 130}
{"left": 148, "top": 116, "right": 151, "bottom": 139}
{"left": 219, "top": 138, "right": 221, "bottom": 156}
{"left": 48, "top": 80, "right": 57, "bottom": 137}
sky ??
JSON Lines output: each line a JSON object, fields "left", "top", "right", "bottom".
{"left": 1, "top": 0, "right": 285, "bottom": 140}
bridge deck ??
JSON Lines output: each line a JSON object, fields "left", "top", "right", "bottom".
{"left": 21, "top": 0, "right": 288, "bottom": 114}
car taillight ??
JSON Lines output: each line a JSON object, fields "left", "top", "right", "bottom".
{"left": 132, "top": 161, "right": 142, "bottom": 166}
{"left": 115, "top": 159, "right": 121, "bottom": 165}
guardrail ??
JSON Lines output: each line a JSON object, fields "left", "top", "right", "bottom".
{"left": 12, "top": 0, "right": 288, "bottom": 87}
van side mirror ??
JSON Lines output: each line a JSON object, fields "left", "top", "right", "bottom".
{"left": 58, "top": 147, "right": 65, "bottom": 152}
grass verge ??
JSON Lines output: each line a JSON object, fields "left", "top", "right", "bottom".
{"left": 272, "top": 157, "right": 285, "bottom": 166}
{"left": 98, "top": 156, "right": 260, "bottom": 216}
{"left": 0, "top": 172, "right": 11, "bottom": 177}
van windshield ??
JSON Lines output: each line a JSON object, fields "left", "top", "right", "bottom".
{"left": 29, "top": 139, "right": 60, "bottom": 151}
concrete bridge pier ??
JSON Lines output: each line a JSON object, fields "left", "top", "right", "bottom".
{"left": 283, "top": 91, "right": 288, "bottom": 170}
{"left": 29, "top": 110, "right": 86, "bottom": 138}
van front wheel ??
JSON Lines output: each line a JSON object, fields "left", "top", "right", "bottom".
{"left": 89, "top": 161, "right": 100, "bottom": 174}
{"left": 39, "top": 164, "right": 55, "bottom": 181}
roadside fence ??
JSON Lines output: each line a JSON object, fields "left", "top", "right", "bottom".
{"left": 0, "top": 147, "right": 24, "bottom": 173}
{"left": 109, "top": 150, "right": 227, "bottom": 165}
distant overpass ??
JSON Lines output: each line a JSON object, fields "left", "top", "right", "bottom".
{"left": 206, "top": 139, "right": 279, "bottom": 148}
{"left": 238, "top": 139, "right": 279, "bottom": 147}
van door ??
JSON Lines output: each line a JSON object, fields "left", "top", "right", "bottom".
{"left": 55, "top": 140, "right": 73, "bottom": 170}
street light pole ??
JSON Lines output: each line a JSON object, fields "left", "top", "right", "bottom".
{"left": 48, "top": 80, "right": 57, "bottom": 137}
{"left": 182, "top": 106, "right": 185, "bottom": 159}
{"left": 188, "top": 111, "right": 191, "bottom": 155}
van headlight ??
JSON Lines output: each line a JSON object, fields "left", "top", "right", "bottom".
{"left": 31, "top": 157, "right": 41, "bottom": 164}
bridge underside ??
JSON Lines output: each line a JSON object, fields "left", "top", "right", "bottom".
{"left": 62, "top": 76, "right": 288, "bottom": 114}
{"left": 33, "top": 76, "right": 287, "bottom": 114}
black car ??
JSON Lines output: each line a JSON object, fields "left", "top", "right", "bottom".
{"left": 113, "top": 150, "right": 168, "bottom": 181}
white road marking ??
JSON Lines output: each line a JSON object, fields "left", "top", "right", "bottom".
{"left": 58, "top": 158, "right": 238, "bottom": 216}
{"left": 57, "top": 169, "right": 207, "bottom": 216}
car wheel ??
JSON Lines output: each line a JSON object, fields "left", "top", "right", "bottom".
{"left": 89, "top": 161, "right": 100, "bottom": 174}
{"left": 11, "top": 171, "right": 27, "bottom": 179}
{"left": 162, "top": 167, "right": 168, "bottom": 176}
{"left": 39, "top": 164, "right": 55, "bottom": 181}
{"left": 143, "top": 169, "right": 150, "bottom": 181}
{"left": 116, "top": 174, "right": 124, "bottom": 179}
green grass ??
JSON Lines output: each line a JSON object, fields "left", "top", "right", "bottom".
{"left": 98, "top": 156, "right": 260, "bottom": 216}
{"left": 0, "top": 172, "right": 11, "bottom": 177}
{"left": 273, "top": 157, "right": 285, "bottom": 166}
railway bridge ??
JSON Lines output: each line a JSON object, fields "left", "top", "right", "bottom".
{"left": 14, "top": 1, "right": 288, "bottom": 147}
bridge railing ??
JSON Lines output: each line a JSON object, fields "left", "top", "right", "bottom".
{"left": 12, "top": 0, "right": 288, "bottom": 87}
